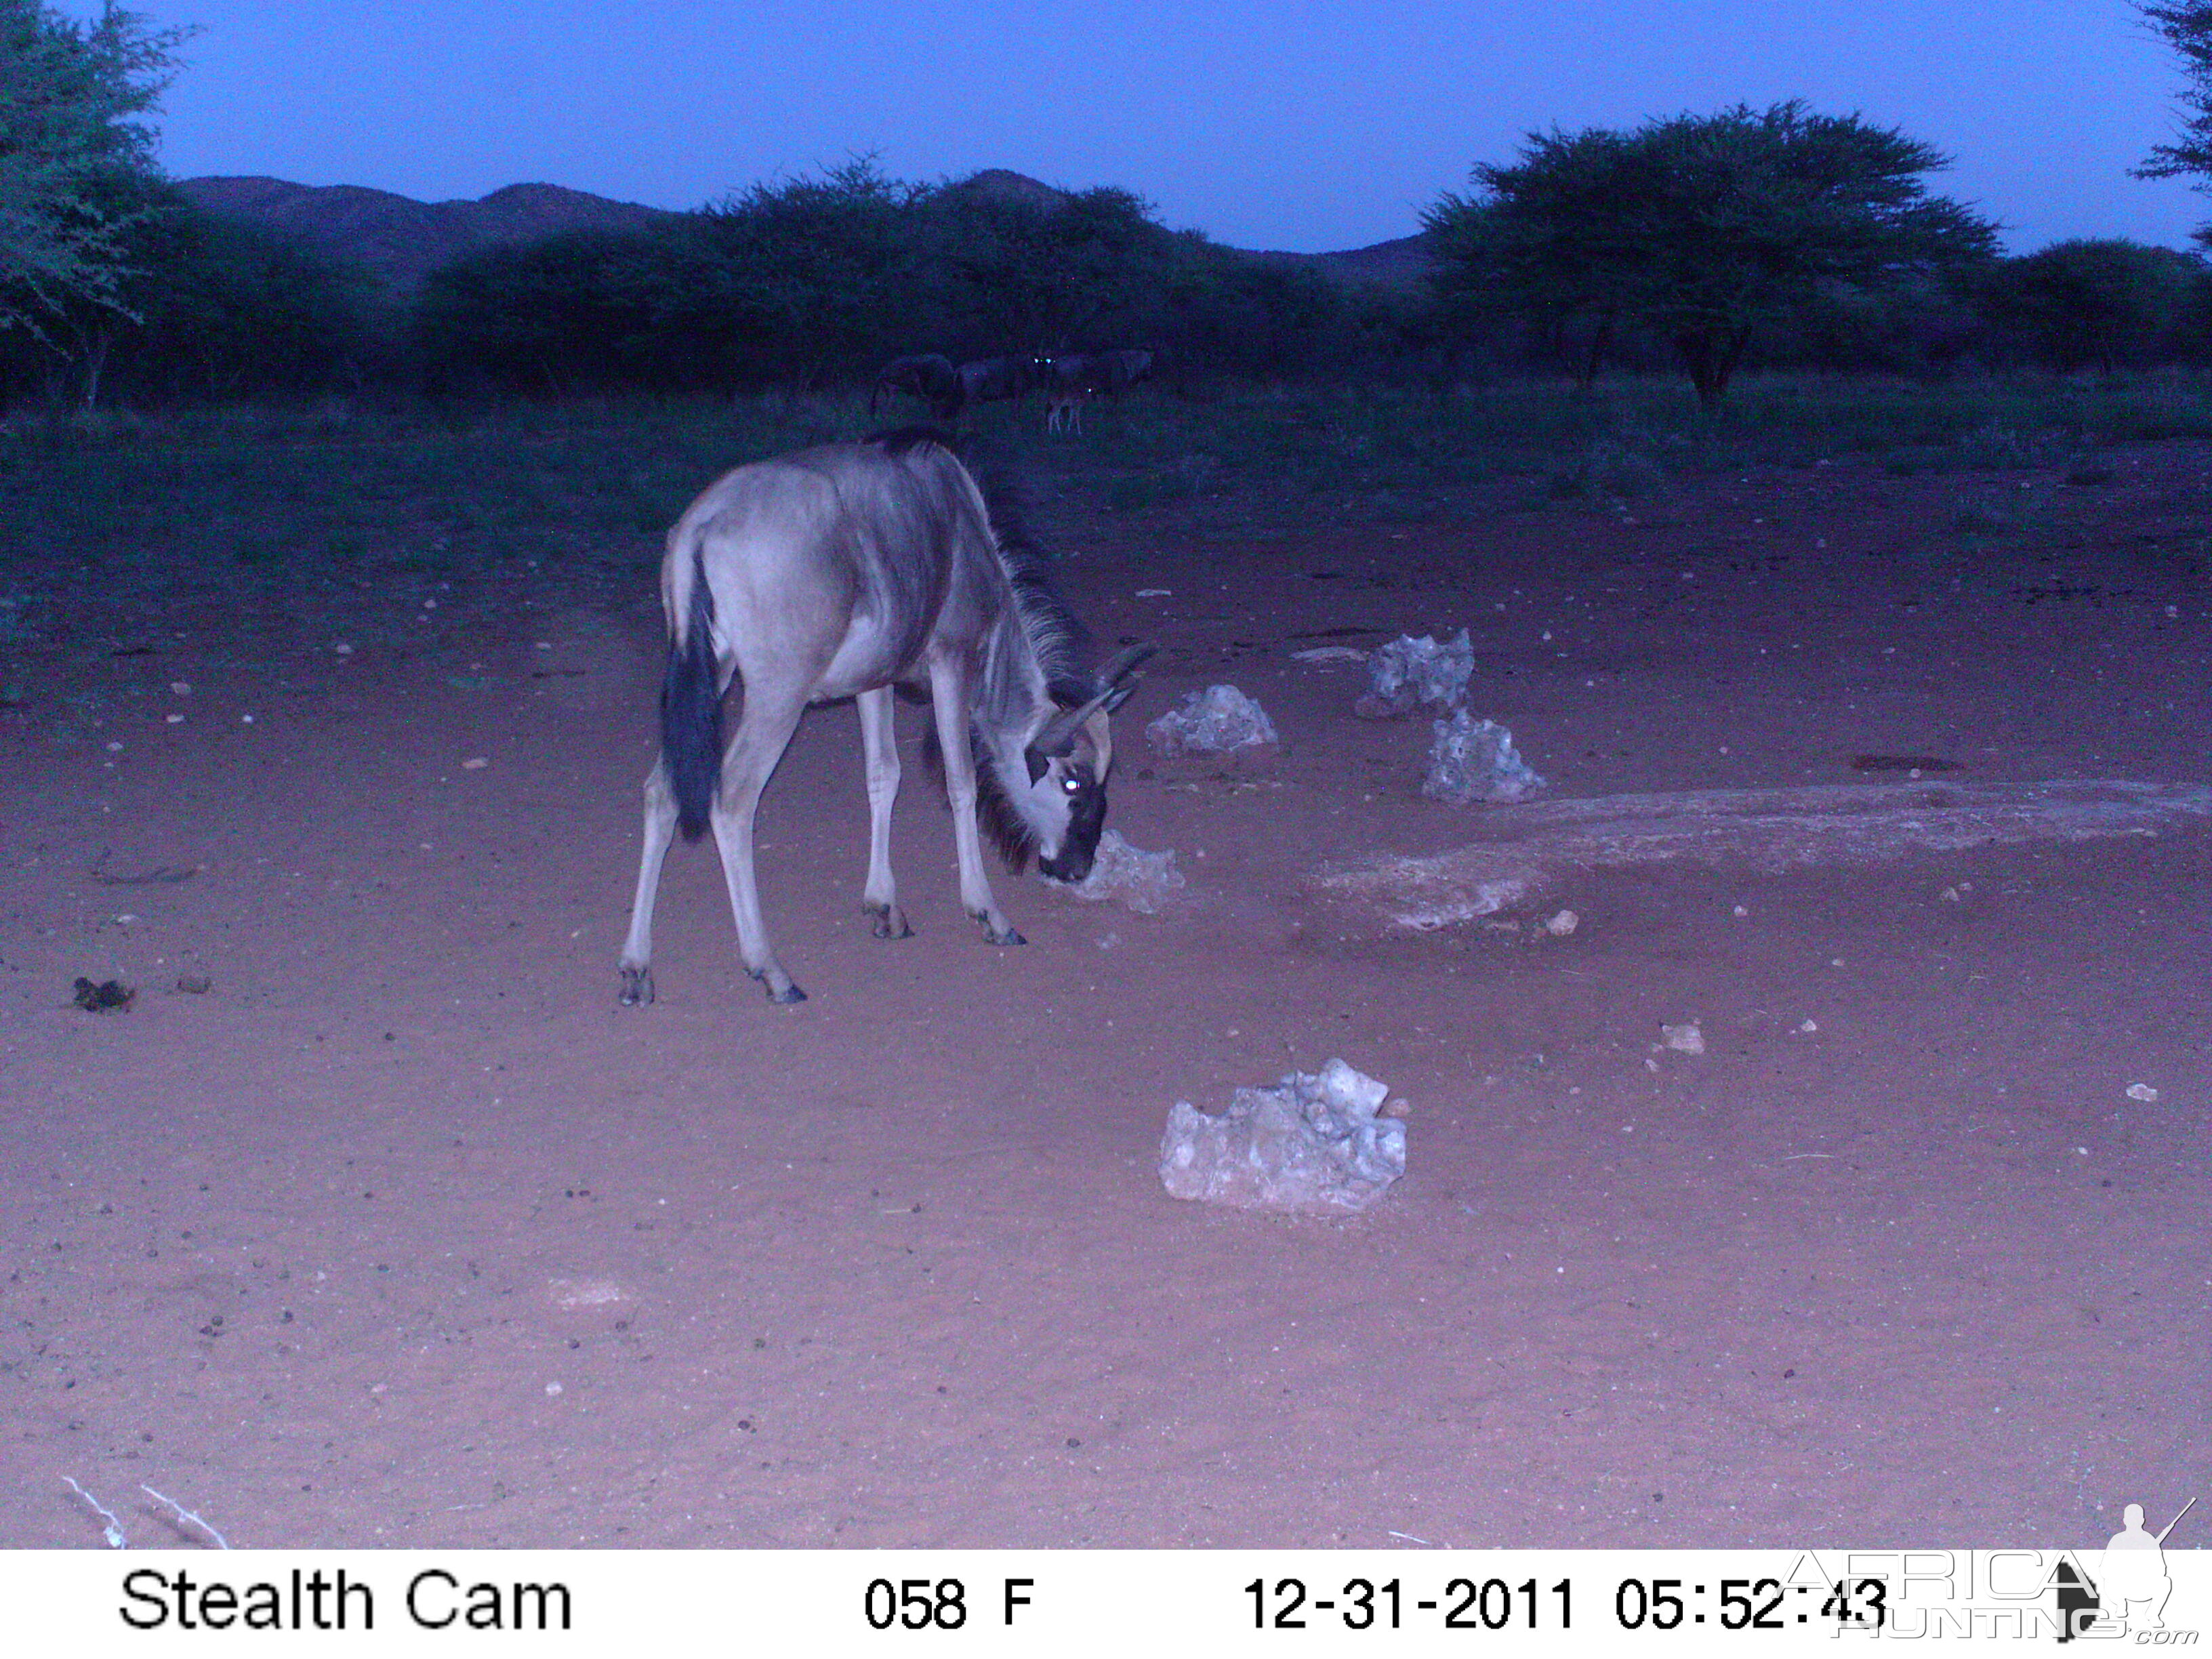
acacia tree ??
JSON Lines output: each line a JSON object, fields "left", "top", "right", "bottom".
{"left": 0, "top": 1, "right": 189, "bottom": 350}
{"left": 2139, "top": 3, "right": 2212, "bottom": 218}
{"left": 1996, "top": 239, "right": 2204, "bottom": 371}
{"left": 1426, "top": 102, "right": 1998, "bottom": 405}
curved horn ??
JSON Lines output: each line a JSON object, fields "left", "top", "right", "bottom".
{"left": 1096, "top": 642, "right": 1157, "bottom": 686}
{"left": 1025, "top": 642, "right": 1159, "bottom": 775}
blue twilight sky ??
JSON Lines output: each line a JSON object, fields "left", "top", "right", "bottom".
{"left": 85, "top": 0, "right": 2212, "bottom": 253}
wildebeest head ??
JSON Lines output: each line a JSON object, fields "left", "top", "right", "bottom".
{"left": 1012, "top": 644, "right": 1154, "bottom": 882}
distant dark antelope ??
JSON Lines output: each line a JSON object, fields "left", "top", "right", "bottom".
{"left": 618, "top": 430, "right": 1153, "bottom": 1005}
{"left": 869, "top": 354, "right": 962, "bottom": 425}
{"left": 1042, "top": 348, "right": 1153, "bottom": 432}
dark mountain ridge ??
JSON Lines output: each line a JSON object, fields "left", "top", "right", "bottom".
{"left": 177, "top": 169, "right": 1434, "bottom": 292}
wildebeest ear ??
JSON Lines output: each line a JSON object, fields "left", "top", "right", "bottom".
{"left": 1024, "top": 746, "right": 1048, "bottom": 785}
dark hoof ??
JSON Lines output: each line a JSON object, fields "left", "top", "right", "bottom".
{"left": 865, "top": 903, "right": 914, "bottom": 940}
{"left": 619, "top": 966, "right": 654, "bottom": 1006}
{"left": 987, "top": 926, "right": 1026, "bottom": 947}
{"left": 748, "top": 966, "right": 806, "bottom": 1004}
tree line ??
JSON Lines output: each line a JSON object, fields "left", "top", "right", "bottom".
{"left": 7, "top": 1, "right": 2212, "bottom": 412}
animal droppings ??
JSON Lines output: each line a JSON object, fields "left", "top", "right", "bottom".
{"left": 71, "top": 978, "right": 134, "bottom": 1013}
{"left": 1422, "top": 712, "right": 1547, "bottom": 805}
{"left": 1146, "top": 684, "right": 1278, "bottom": 755}
{"left": 1159, "top": 1059, "right": 1405, "bottom": 1214}
{"left": 1044, "top": 828, "right": 1187, "bottom": 913}
{"left": 1357, "top": 630, "right": 1473, "bottom": 719}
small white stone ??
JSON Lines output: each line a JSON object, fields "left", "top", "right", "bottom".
{"left": 1660, "top": 1021, "right": 1704, "bottom": 1054}
{"left": 1732, "top": 904, "right": 1748, "bottom": 918}
{"left": 1798, "top": 1019, "right": 1818, "bottom": 1033}
{"left": 1543, "top": 909, "right": 1579, "bottom": 936}
{"left": 2125, "top": 1084, "right": 2160, "bottom": 1103}
{"left": 169, "top": 681, "right": 190, "bottom": 696}
{"left": 462, "top": 757, "right": 489, "bottom": 771}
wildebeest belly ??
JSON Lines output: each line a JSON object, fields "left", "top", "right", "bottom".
{"left": 813, "top": 608, "right": 934, "bottom": 700}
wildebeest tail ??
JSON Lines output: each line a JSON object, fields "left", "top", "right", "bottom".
{"left": 661, "top": 546, "right": 721, "bottom": 841}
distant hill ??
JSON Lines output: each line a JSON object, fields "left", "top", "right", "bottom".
{"left": 178, "top": 170, "right": 1435, "bottom": 293}
{"left": 938, "top": 168, "right": 1436, "bottom": 289}
{"left": 176, "top": 176, "right": 677, "bottom": 289}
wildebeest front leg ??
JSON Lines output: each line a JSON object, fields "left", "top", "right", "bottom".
{"left": 616, "top": 758, "right": 679, "bottom": 1004}
{"left": 855, "top": 686, "right": 912, "bottom": 939}
{"left": 926, "top": 657, "right": 1024, "bottom": 946}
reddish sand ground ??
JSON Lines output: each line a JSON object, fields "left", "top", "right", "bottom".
{"left": 3, "top": 444, "right": 2206, "bottom": 1551}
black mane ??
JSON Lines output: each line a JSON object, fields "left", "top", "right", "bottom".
{"left": 914, "top": 464, "right": 1094, "bottom": 873}
{"left": 863, "top": 424, "right": 958, "bottom": 457}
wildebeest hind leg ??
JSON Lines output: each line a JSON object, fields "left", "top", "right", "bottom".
{"left": 616, "top": 758, "right": 679, "bottom": 1004}
{"left": 709, "top": 683, "right": 813, "bottom": 1002}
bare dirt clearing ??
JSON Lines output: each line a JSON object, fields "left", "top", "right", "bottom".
{"left": 3, "top": 442, "right": 2207, "bottom": 1549}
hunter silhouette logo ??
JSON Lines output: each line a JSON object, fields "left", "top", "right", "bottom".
{"left": 2058, "top": 1496, "right": 2197, "bottom": 1641}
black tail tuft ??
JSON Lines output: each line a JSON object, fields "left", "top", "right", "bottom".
{"left": 661, "top": 553, "right": 721, "bottom": 841}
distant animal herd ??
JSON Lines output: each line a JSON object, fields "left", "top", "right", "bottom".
{"left": 869, "top": 348, "right": 1155, "bottom": 432}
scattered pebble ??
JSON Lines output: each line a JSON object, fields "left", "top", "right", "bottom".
{"left": 462, "top": 757, "right": 489, "bottom": 771}
{"left": 2125, "top": 1084, "right": 2160, "bottom": 1103}
{"left": 1732, "top": 903, "right": 1748, "bottom": 918}
{"left": 169, "top": 681, "right": 190, "bottom": 696}
{"left": 1798, "top": 1019, "right": 1819, "bottom": 1033}
{"left": 334, "top": 642, "right": 353, "bottom": 655}
{"left": 1658, "top": 1021, "right": 1704, "bottom": 1054}
{"left": 1136, "top": 588, "right": 1172, "bottom": 598}
{"left": 1542, "top": 909, "right": 1579, "bottom": 937}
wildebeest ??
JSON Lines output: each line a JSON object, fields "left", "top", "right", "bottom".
{"left": 869, "top": 354, "right": 962, "bottom": 424}
{"left": 617, "top": 430, "right": 1153, "bottom": 1005}
{"left": 953, "top": 354, "right": 1045, "bottom": 411}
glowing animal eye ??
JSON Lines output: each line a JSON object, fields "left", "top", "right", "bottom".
{"left": 1061, "top": 777, "right": 1082, "bottom": 794}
